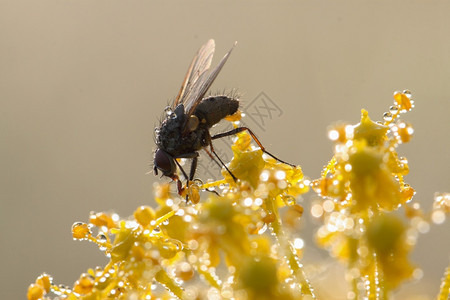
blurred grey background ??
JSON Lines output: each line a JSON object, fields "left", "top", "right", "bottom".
{"left": 1, "top": 1, "right": 449, "bottom": 299}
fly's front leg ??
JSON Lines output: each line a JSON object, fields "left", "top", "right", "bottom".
{"left": 189, "top": 156, "right": 198, "bottom": 181}
{"left": 174, "top": 152, "right": 200, "bottom": 199}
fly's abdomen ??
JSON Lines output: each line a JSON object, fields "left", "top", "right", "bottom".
{"left": 194, "top": 96, "right": 239, "bottom": 127}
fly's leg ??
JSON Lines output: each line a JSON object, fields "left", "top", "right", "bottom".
{"left": 173, "top": 159, "right": 188, "bottom": 197}
{"left": 203, "top": 147, "right": 237, "bottom": 182}
{"left": 204, "top": 131, "right": 238, "bottom": 182}
{"left": 174, "top": 152, "right": 199, "bottom": 201}
{"left": 173, "top": 158, "right": 189, "bottom": 182}
{"left": 211, "top": 127, "right": 296, "bottom": 167}
{"left": 189, "top": 156, "right": 198, "bottom": 181}
{"left": 174, "top": 152, "right": 200, "bottom": 181}
{"left": 169, "top": 173, "right": 184, "bottom": 196}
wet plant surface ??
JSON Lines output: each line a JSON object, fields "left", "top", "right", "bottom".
{"left": 28, "top": 91, "right": 450, "bottom": 300}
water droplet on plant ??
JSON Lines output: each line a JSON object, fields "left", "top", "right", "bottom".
{"left": 97, "top": 233, "right": 107, "bottom": 243}
{"left": 282, "top": 195, "right": 296, "bottom": 206}
{"left": 187, "top": 239, "right": 199, "bottom": 250}
{"left": 257, "top": 223, "right": 268, "bottom": 234}
{"left": 383, "top": 112, "right": 393, "bottom": 122}
{"left": 97, "top": 234, "right": 108, "bottom": 251}
{"left": 293, "top": 238, "right": 304, "bottom": 249}
{"left": 412, "top": 268, "right": 423, "bottom": 280}
{"left": 389, "top": 105, "right": 399, "bottom": 114}
{"left": 94, "top": 267, "right": 103, "bottom": 277}
{"left": 72, "top": 222, "right": 91, "bottom": 240}
{"left": 431, "top": 210, "right": 446, "bottom": 224}
{"left": 402, "top": 89, "right": 412, "bottom": 98}
{"left": 328, "top": 129, "right": 340, "bottom": 141}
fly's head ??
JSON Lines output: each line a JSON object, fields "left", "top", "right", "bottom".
{"left": 153, "top": 149, "right": 177, "bottom": 179}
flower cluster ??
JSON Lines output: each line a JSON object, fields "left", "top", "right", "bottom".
{"left": 310, "top": 91, "right": 448, "bottom": 298}
{"left": 28, "top": 119, "right": 314, "bottom": 299}
{"left": 28, "top": 91, "right": 450, "bottom": 300}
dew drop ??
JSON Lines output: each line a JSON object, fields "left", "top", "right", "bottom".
{"left": 282, "top": 195, "right": 296, "bottom": 206}
{"left": 277, "top": 180, "right": 287, "bottom": 189}
{"left": 311, "top": 204, "right": 323, "bottom": 218}
{"left": 164, "top": 106, "right": 173, "bottom": 115}
{"left": 221, "top": 286, "right": 234, "bottom": 298}
{"left": 97, "top": 234, "right": 108, "bottom": 251}
{"left": 389, "top": 105, "right": 399, "bottom": 114}
{"left": 275, "top": 170, "right": 286, "bottom": 180}
{"left": 257, "top": 223, "right": 268, "bottom": 234}
{"left": 293, "top": 238, "right": 304, "bottom": 249}
{"left": 412, "top": 268, "right": 423, "bottom": 280}
{"left": 72, "top": 222, "right": 91, "bottom": 240}
{"left": 254, "top": 198, "right": 263, "bottom": 206}
{"left": 260, "top": 170, "right": 270, "bottom": 182}
{"left": 97, "top": 233, "right": 107, "bottom": 243}
{"left": 399, "top": 157, "right": 408, "bottom": 165}
{"left": 383, "top": 112, "right": 393, "bottom": 122}
{"left": 431, "top": 210, "right": 446, "bottom": 224}
{"left": 57, "top": 284, "right": 71, "bottom": 295}
{"left": 322, "top": 200, "right": 334, "bottom": 212}
{"left": 328, "top": 129, "right": 339, "bottom": 141}
{"left": 417, "top": 220, "right": 430, "bottom": 233}
{"left": 94, "top": 267, "right": 103, "bottom": 277}
{"left": 402, "top": 89, "right": 412, "bottom": 98}
{"left": 243, "top": 197, "right": 253, "bottom": 207}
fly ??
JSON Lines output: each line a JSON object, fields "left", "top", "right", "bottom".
{"left": 153, "top": 39, "right": 294, "bottom": 197}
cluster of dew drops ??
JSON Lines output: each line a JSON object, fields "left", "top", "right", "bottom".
{"left": 382, "top": 90, "right": 449, "bottom": 227}
{"left": 383, "top": 90, "right": 415, "bottom": 145}
{"left": 313, "top": 90, "right": 449, "bottom": 233}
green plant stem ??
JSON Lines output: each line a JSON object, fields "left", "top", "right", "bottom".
{"left": 155, "top": 269, "right": 184, "bottom": 299}
{"left": 366, "top": 252, "right": 387, "bottom": 300}
{"left": 265, "top": 195, "right": 316, "bottom": 298}
{"left": 195, "top": 261, "right": 222, "bottom": 290}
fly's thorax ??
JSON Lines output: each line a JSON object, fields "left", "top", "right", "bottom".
{"left": 155, "top": 110, "right": 185, "bottom": 151}
{"left": 156, "top": 112, "right": 207, "bottom": 156}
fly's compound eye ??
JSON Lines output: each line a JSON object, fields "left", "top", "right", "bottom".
{"left": 154, "top": 149, "right": 176, "bottom": 177}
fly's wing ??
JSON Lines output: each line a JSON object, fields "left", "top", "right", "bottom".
{"left": 184, "top": 41, "right": 237, "bottom": 117}
{"left": 173, "top": 39, "right": 215, "bottom": 109}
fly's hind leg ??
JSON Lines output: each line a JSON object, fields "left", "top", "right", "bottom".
{"left": 211, "top": 127, "right": 296, "bottom": 167}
